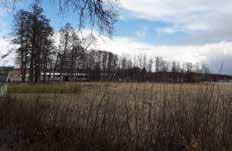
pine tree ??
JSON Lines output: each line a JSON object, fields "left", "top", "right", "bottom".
{"left": 13, "top": 2, "right": 54, "bottom": 82}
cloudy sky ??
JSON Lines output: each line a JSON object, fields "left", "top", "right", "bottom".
{"left": 1, "top": 0, "right": 232, "bottom": 74}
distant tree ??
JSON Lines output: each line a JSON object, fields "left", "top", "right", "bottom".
{"left": 161, "top": 61, "right": 169, "bottom": 72}
{"left": 195, "top": 62, "right": 201, "bottom": 73}
{"left": 30, "top": 3, "right": 54, "bottom": 82}
{"left": 92, "top": 62, "right": 101, "bottom": 81}
{"left": 54, "top": 23, "right": 87, "bottom": 80}
{"left": 201, "top": 63, "right": 210, "bottom": 81}
{"left": 171, "top": 61, "right": 179, "bottom": 82}
{"left": 106, "top": 52, "right": 117, "bottom": 79}
{"left": 141, "top": 67, "right": 146, "bottom": 81}
{"left": 155, "top": 57, "right": 162, "bottom": 72}
{"left": 13, "top": 2, "right": 54, "bottom": 82}
{"left": 13, "top": 10, "right": 31, "bottom": 82}
{"left": 141, "top": 54, "right": 147, "bottom": 69}
{"left": 70, "top": 32, "right": 84, "bottom": 78}
{"left": 201, "top": 64, "right": 210, "bottom": 74}
{"left": 171, "top": 61, "right": 178, "bottom": 73}
{"left": 41, "top": 33, "right": 54, "bottom": 82}
{"left": 148, "top": 58, "right": 153, "bottom": 73}
{"left": 58, "top": 23, "right": 75, "bottom": 78}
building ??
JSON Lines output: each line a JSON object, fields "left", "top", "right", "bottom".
{"left": 0, "top": 74, "right": 10, "bottom": 96}
{"left": 0, "top": 66, "right": 14, "bottom": 96}
{"left": 0, "top": 66, "right": 14, "bottom": 74}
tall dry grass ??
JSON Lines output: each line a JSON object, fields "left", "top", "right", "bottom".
{"left": 0, "top": 83, "right": 232, "bottom": 151}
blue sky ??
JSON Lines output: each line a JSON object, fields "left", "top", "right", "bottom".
{"left": 1, "top": 0, "right": 232, "bottom": 74}
{"left": 0, "top": 0, "right": 188, "bottom": 45}
{"left": 1, "top": 0, "right": 231, "bottom": 45}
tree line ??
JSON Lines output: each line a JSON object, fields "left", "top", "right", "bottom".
{"left": 13, "top": 3, "right": 212, "bottom": 83}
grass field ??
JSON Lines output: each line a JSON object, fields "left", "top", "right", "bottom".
{"left": 1, "top": 82, "right": 232, "bottom": 151}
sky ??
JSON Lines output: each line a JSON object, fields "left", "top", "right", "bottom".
{"left": 1, "top": 0, "right": 232, "bottom": 75}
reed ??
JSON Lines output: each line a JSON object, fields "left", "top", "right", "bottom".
{"left": 0, "top": 82, "right": 232, "bottom": 151}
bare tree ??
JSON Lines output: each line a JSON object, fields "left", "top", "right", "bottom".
{"left": 1, "top": 0, "right": 118, "bottom": 36}
{"left": 58, "top": 23, "right": 74, "bottom": 79}
{"left": 185, "top": 62, "right": 193, "bottom": 73}
{"left": 148, "top": 58, "right": 153, "bottom": 73}
{"left": 155, "top": 57, "right": 162, "bottom": 72}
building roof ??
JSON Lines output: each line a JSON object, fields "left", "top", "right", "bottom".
{"left": 0, "top": 66, "right": 14, "bottom": 74}
{"left": 0, "top": 74, "right": 10, "bottom": 83}
{"left": 0, "top": 66, "right": 14, "bottom": 83}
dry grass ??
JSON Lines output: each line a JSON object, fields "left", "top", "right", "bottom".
{"left": 1, "top": 82, "right": 232, "bottom": 151}
{"left": 8, "top": 83, "right": 81, "bottom": 94}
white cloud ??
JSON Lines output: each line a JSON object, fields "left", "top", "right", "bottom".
{"left": 156, "top": 27, "right": 182, "bottom": 35}
{"left": 118, "top": 0, "right": 232, "bottom": 41}
{"left": 83, "top": 30, "right": 232, "bottom": 74}
{"left": 0, "top": 37, "right": 16, "bottom": 66}
{"left": 186, "top": 23, "right": 209, "bottom": 31}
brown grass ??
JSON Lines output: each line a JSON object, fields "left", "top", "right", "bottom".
{"left": 1, "top": 82, "right": 232, "bottom": 151}
{"left": 8, "top": 83, "right": 81, "bottom": 94}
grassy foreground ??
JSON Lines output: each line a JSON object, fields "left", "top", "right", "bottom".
{"left": 1, "top": 82, "right": 232, "bottom": 151}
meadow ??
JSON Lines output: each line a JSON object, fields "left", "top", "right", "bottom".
{"left": 1, "top": 82, "right": 232, "bottom": 151}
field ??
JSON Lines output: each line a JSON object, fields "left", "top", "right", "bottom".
{"left": 1, "top": 82, "right": 232, "bottom": 151}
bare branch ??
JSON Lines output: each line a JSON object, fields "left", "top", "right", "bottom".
{"left": 1, "top": 0, "right": 118, "bottom": 36}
